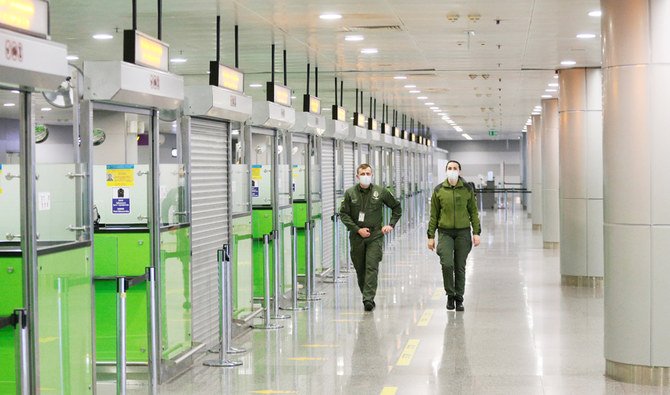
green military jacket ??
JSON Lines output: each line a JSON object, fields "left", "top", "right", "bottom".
{"left": 427, "top": 178, "right": 481, "bottom": 239}
{"left": 339, "top": 183, "right": 402, "bottom": 238}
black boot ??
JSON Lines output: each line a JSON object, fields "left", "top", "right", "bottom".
{"left": 364, "top": 301, "right": 375, "bottom": 312}
{"left": 455, "top": 298, "right": 464, "bottom": 312}
{"left": 446, "top": 295, "right": 455, "bottom": 310}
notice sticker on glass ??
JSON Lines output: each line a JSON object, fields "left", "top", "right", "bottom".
{"left": 112, "top": 188, "right": 131, "bottom": 214}
{"left": 252, "top": 186, "right": 259, "bottom": 198}
{"left": 38, "top": 192, "right": 50, "bottom": 211}
{"left": 106, "top": 164, "right": 135, "bottom": 187}
{"left": 251, "top": 165, "right": 262, "bottom": 180}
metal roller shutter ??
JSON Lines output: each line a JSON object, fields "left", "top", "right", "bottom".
{"left": 343, "top": 141, "right": 355, "bottom": 190}
{"left": 360, "top": 143, "right": 369, "bottom": 164}
{"left": 189, "top": 118, "right": 229, "bottom": 347}
{"left": 321, "top": 138, "right": 335, "bottom": 270}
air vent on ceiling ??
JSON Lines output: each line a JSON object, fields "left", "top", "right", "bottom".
{"left": 343, "top": 25, "right": 403, "bottom": 32}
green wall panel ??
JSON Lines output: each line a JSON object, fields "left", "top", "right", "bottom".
{"left": 0, "top": 255, "right": 22, "bottom": 394}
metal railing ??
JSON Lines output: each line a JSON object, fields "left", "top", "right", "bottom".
{"left": 204, "top": 245, "right": 244, "bottom": 367}
{"left": 114, "top": 267, "right": 158, "bottom": 395}
{"left": 252, "top": 234, "right": 282, "bottom": 330}
{"left": 281, "top": 226, "right": 307, "bottom": 311}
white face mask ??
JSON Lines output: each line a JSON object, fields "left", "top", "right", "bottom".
{"left": 358, "top": 175, "right": 372, "bottom": 187}
{"left": 446, "top": 170, "right": 460, "bottom": 182}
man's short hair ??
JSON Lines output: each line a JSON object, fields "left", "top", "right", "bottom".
{"left": 357, "top": 163, "right": 372, "bottom": 174}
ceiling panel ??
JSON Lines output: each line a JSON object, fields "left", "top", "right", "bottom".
{"left": 42, "top": 0, "right": 601, "bottom": 140}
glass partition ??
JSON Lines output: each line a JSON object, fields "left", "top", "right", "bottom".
{"left": 309, "top": 136, "right": 324, "bottom": 273}
{"left": 231, "top": 126, "right": 250, "bottom": 215}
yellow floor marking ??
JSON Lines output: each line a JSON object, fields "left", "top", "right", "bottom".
{"left": 287, "top": 357, "right": 325, "bottom": 361}
{"left": 39, "top": 337, "right": 58, "bottom": 343}
{"left": 431, "top": 288, "right": 443, "bottom": 300}
{"left": 417, "top": 309, "right": 434, "bottom": 327}
{"left": 251, "top": 391, "right": 297, "bottom": 394}
{"left": 380, "top": 387, "right": 398, "bottom": 395}
{"left": 302, "top": 344, "right": 338, "bottom": 348}
{"left": 396, "top": 339, "right": 420, "bottom": 366}
{"left": 340, "top": 312, "right": 364, "bottom": 316}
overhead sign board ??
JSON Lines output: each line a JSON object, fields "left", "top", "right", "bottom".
{"left": 353, "top": 112, "right": 366, "bottom": 127}
{"left": 209, "top": 62, "right": 244, "bottom": 92}
{"left": 303, "top": 94, "right": 321, "bottom": 114}
{"left": 332, "top": 105, "right": 346, "bottom": 122}
{"left": 267, "top": 82, "right": 291, "bottom": 107}
{"left": 0, "top": 0, "right": 49, "bottom": 38}
{"left": 123, "top": 30, "right": 169, "bottom": 71}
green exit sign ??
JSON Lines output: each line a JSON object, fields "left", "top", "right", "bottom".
{"left": 488, "top": 130, "right": 497, "bottom": 137}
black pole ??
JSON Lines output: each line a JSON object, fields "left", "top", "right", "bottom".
{"left": 132, "top": 0, "right": 137, "bottom": 30}
{"left": 306, "top": 63, "right": 310, "bottom": 95}
{"left": 157, "top": 0, "right": 162, "bottom": 40}
{"left": 235, "top": 25, "right": 239, "bottom": 68}
{"left": 335, "top": 78, "right": 338, "bottom": 106}
{"left": 374, "top": 98, "right": 377, "bottom": 119}
{"left": 360, "top": 91, "right": 363, "bottom": 113}
{"left": 315, "top": 66, "right": 318, "bottom": 97}
{"left": 271, "top": 44, "right": 275, "bottom": 84}
{"left": 340, "top": 80, "right": 344, "bottom": 106}
{"left": 216, "top": 16, "right": 221, "bottom": 63}
{"left": 283, "top": 49, "right": 287, "bottom": 86}
{"left": 369, "top": 96, "right": 372, "bottom": 117}
{"left": 355, "top": 88, "right": 358, "bottom": 112}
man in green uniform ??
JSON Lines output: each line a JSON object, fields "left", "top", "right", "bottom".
{"left": 340, "top": 163, "right": 402, "bottom": 311}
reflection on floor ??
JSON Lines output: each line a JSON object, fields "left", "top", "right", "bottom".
{"left": 103, "top": 207, "right": 663, "bottom": 394}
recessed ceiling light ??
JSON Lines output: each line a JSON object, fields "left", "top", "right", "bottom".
{"left": 417, "top": 96, "right": 428, "bottom": 100}
{"left": 462, "top": 133, "right": 473, "bottom": 140}
{"left": 10, "top": 90, "right": 19, "bottom": 94}
{"left": 553, "top": 75, "right": 559, "bottom": 79}
{"left": 424, "top": 102, "right": 435, "bottom": 106}
{"left": 41, "top": 107, "right": 52, "bottom": 112}
{"left": 576, "top": 33, "right": 596, "bottom": 39}
{"left": 394, "top": 76, "right": 407, "bottom": 80}
{"left": 532, "top": 112, "right": 540, "bottom": 115}
{"left": 345, "top": 35, "right": 364, "bottom": 41}
{"left": 320, "top": 13, "right": 342, "bottom": 20}
{"left": 291, "top": 96, "right": 297, "bottom": 99}
{"left": 249, "top": 83, "right": 263, "bottom": 88}
{"left": 409, "top": 90, "right": 421, "bottom": 94}
{"left": 548, "top": 83, "right": 559, "bottom": 87}
{"left": 541, "top": 94, "right": 552, "bottom": 98}
{"left": 545, "top": 89, "right": 557, "bottom": 92}
{"left": 170, "top": 58, "right": 187, "bottom": 63}
{"left": 92, "top": 33, "right": 114, "bottom": 40}
{"left": 560, "top": 60, "right": 577, "bottom": 66}
{"left": 66, "top": 55, "right": 79, "bottom": 61}
{"left": 361, "top": 48, "right": 378, "bottom": 54}
{"left": 588, "top": 10, "right": 602, "bottom": 17}
{"left": 3, "top": 103, "right": 16, "bottom": 107}
{"left": 430, "top": 107, "right": 439, "bottom": 110}
{"left": 404, "top": 85, "right": 416, "bottom": 88}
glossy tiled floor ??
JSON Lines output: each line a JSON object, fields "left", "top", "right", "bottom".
{"left": 112, "top": 207, "right": 668, "bottom": 394}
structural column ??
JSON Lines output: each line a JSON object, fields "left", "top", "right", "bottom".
{"left": 530, "top": 115, "right": 543, "bottom": 229}
{"left": 602, "top": 0, "right": 670, "bottom": 385}
{"left": 558, "top": 68, "right": 603, "bottom": 286}
{"left": 541, "top": 99, "right": 559, "bottom": 248}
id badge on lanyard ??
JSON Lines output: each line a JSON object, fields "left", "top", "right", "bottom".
{"left": 358, "top": 212, "right": 365, "bottom": 222}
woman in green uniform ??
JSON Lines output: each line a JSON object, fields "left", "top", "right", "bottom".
{"left": 427, "top": 160, "right": 481, "bottom": 311}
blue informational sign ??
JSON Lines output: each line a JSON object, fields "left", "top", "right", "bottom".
{"left": 252, "top": 186, "right": 259, "bottom": 198}
{"left": 112, "top": 198, "right": 131, "bottom": 214}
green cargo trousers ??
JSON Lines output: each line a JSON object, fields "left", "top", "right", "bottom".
{"left": 437, "top": 228, "right": 472, "bottom": 301}
{"left": 349, "top": 232, "right": 384, "bottom": 303}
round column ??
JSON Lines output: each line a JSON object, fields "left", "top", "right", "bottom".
{"left": 602, "top": 0, "right": 670, "bottom": 384}
{"left": 559, "top": 68, "right": 604, "bottom": 287}
{"left": 525, "top": 128, "right": 532, "bottom": 216}
{"left": 541, "top": 99, "right": 560, "bottom": 248}
{"left": 530, "top": 115, "right": 543, "bottom": 229}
